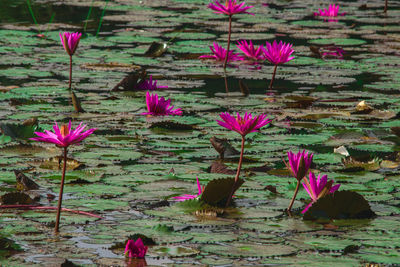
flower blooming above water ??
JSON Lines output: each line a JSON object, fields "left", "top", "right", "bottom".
{"left": 172, "top": 176, "right": 204, "bottom": 201}
{"left": 59, "top": 32, "right": 82, "bottom": 56}
{"left": 314, "top": 4, "right": 346, "bottom": 17}
{"left": 200, "top": 42, "right": 244, "bottom": 62}
{"left": 287, "top": 150, "right": 313, "bottom": 181}
{"left": 30, "top": 121, "right": 96, "bottom": 148}
{"left": 217, "top": 112, "right": 271, "bottom": 137}
{"left": 125, "top": 238, "right": 148, "bottom": 258}
{"left": 302, "top": 172, "right": 341, "bottom": 213}
{"left": 262, "top": 40, "right": 295, "bottom": 65}
{"left": 207, "top": 0, "right": 254, "bottom": 16}
{"left": 142, "top": 92, "right": 182, "bottom": 116}
{"left": 236, "top": 40, "right": 265, "bottom": 61}
{"left": 136, "top": 75, "right": 168, "bottom": 90}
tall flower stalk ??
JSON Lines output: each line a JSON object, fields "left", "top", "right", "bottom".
{"left": 60, "top": 32, "right": 82, "bottom": 90}
{"left": 207, "top": 0, "right": 254, "bottom": 69}
{"left": 284, "top": 150, "right": 313, "bottom": 212}
{"left": 217, "top": 112, "right": 271, "bottom": 206}
{"left": 31, "top": 121, "right": 96, "bottom": 233}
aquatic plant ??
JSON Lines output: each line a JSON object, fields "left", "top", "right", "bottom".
{"left": 217, "top": 112, "right": 271, "bottom": 206}
{"left": 236, "top": 40, "right": 265, "bottom": 61}
{"left": 207, "top": 0, "right": 254, "bottom": 69}
{"left": 137, "top": 75, "right": 168, "bottom": 90}
{"left": 125, "top": 238, "right": 148, "bottom": 258}
{"left": 142, "top": 92, "right": 182, "bottom": 116}
{"left": 59, "top": 32, "right": 82, "bottom": 90}
{"left": 199, "top": 42, "right": 244, "bottom": 62}
{"left": 30, "top": 121, "right": 96, "bottom": 233}
{"left": 262, "top": 40, "right": 294, "bottom": 90}
{"left": 314, "top": 4, "right": 346, "bottom": 18}
{"left": 172, "top": 176, "right": 204, "bottom": 201}
{"left": 302, "top": 172, "right": 340, "bottom": 213}
{"left": 284, "top": 150, "right": 313, "bottom": 212}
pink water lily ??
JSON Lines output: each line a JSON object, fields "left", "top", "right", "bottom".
{"left": 30, "top": 121, "right": 96, "bottom": 233}
{"left": 314, "top": 4, "right": 346, "bottom": 17}
{"left": 302, "top": 172, "right": 341, "bottom": 213}
{"left": 263, "top": 40, "right": 295, "bottom": 65}
{"left": 236, "top": 40, "right": 265, "bottom": 61}
{"left": 172, "top": 176, "right": 204, "bottom": 201}
{"left": 31, "top": 121, "right": 96, "bottom": 148}
{"left": 125, "top": 238, "right": 148, "bottom": 258}
{"left": 142, "top": 92, "right": 182, "bottom": 116}
{"left": 207, "top": 0, "right": 254, "bottom": 16}
{"left": 217, "top": 112, "right": 271, "bottom": 137}
{"left": 200, "top": 42, "right": 244, "bottom": 62}
{"left": 287, "top": 150, "right": 313, "bottom": 181}
{"left": 59, "top": 32, "right": 82, "bottom": 56}
{"left": 285, "top": 150, "right": 313, "bottom": 212}
{"left": 263, "top": 40, "right": 295, "bottom": 90}
{"left": 136, "top": 75, "right": 168, "bottom": 90}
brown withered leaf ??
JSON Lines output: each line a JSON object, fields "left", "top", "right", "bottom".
{"left": 40, "top": 156, "right": 83, "bottom": 171}
{"left": 71, "top": 91, "right": 85, "bottom": 113}
{"left": 200, "top": 177, "right": 244, "bottom": 206}
{"left": 81, "top": 62, "right": 141, "bottom": 72}
{"left": 208, "top": 161, "right": 235, "bottom": 175}
{"left": 149, "top": 121, "right": 195, "bottom": 130}
{"left": 112, "top": 70, "right": 147, "bottom": 91}
{"left": 22, "top": 118, "right": 38, "bottom": 126}
{"left": 15, "top": 170, "right": 39, "bottom": 191}
{"left": 239, "top": 80, "right": 249, "bottom": 96}
{"left": 210, "top": 136, "right": 240, "bottom": 159}
{"left": 284, "top": 95, "right": 317, "bottom": 109}
{"left": 304, "top": 191, "right": 375, "bottom": 220}
{"left": 0, "top": 192, "right": 34, "bottom": 205}
{"left": 144, "top": 42, "right": 168, "bottom": 57}
{"left": 264, "top": 185, "right": 277, "bottom": 194}
{"left": 391, "top": 127, "right": 400, "bottom": 137}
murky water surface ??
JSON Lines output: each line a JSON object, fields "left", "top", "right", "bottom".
{"left": 1, "top": 0, "right": 400, "bottom": 266}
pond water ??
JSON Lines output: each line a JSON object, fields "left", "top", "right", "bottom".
{"left": 1, "top": 0, "right": 400, "bottom": 266}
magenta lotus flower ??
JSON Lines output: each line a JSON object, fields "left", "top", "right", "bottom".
{"left": 236, "top": 40, "right": 265, "bottom": 61}
{"left": 263, "top": 40, "right": 295, "bottom": 65}
{"left": 314, "top": 4, "right": 346, "bottom": 17}
{"left": 287, "top": 150, "right": 313, "bottom": 181}
{"left": 125, "top": 238, "right": 148, "bottom": 258}
{"left": 208, "top": 0, "right": 254, "bottom": 16}
{"left": 200, "top": 42, "right": 244, "bottom": 62}
{"left": 31, "top": 121, "right": 96, "bottom": 148}
{"left": 172, "top": 176, "right": 204, "bottom": 201}
{"left": 136, "top": 75, "right": 168, "bottom": 90}
{"left": 142, "top": 92, "right": 182, "bottom": 116}
{"left": 59, "top": 32, "right": 82, "bottom": 56}
{"left": 217, "top": 112, "right": 271, "bottom": 137}
{"left": 302, "top": 172, "right": 341, "bottom": 213}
